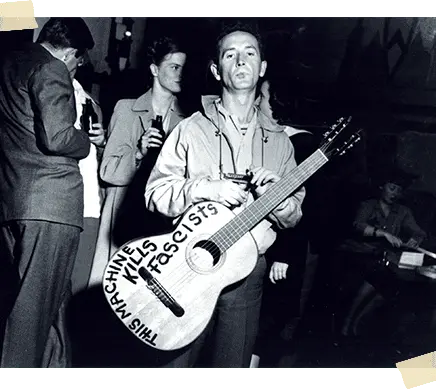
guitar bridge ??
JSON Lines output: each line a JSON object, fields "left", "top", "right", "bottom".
{"left": 138, "top": 267, "right": 185, "bottom": 317}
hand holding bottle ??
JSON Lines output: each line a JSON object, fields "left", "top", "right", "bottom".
{"left": 138, "top": 127, "right": 164, "bottom": 154}
{"left": 136, "top": 115, "right": 165, "bottom": 160}
{"left": 88, "top": 123, "right": 106, "bottom": 147}
{"left": 81, "top": 98, "right": 106, "bottom": 147}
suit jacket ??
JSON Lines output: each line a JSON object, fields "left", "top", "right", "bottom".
{"left": 0, "top": 43, "right": 90, "bottom": 229}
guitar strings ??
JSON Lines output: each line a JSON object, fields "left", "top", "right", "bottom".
{"left": 127, "top": 151, "right": 328, "bottom": 302}
{"left": 118, "top": 150, "right": 331, "bottom": 324}
{"left": 156, "top": 153, "right": 328, "bottom": 297}
{"left": 113, "top": 124, "right": 352, "bottom": 326}
{"left": 150, "top": 153, "right": 327, "bottom": 295}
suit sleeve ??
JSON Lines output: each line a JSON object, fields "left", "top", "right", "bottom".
{"left": 29, "top": 60, "right": 90, "bottom": 159}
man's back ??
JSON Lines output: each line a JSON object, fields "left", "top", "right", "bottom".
{"left": 0, "top": 42, "right": 89, "bottom": 229}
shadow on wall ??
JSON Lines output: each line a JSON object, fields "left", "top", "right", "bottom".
{"left": 0, "top": 30, "right": 33, "bottom": 54}
{"left": 397, "top": 131, "right": 436, "bottom": 195}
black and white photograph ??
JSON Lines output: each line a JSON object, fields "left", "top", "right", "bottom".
{"left": 2, "top": 14, "right": 436, "bottom": 379}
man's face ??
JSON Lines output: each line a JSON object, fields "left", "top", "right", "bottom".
{"left": 153, "top": 52, "right": 186, "bottom": 94}
{"left": 211, "top": 31, "right": 267, "bottom": 92}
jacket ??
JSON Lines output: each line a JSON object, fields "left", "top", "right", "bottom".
{"left": 0, "top": 43, "right": 90, "bottom": 229}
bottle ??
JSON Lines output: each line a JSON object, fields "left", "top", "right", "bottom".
{"left": 151, "top": 115, "right": 165, "bottom": 143}
{"left": 81, "top": 98, "right": 98, "bottom": 134}
{"left": 147, "top": 115, "right": 165, "bottom": 162}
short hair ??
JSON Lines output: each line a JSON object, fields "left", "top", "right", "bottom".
{"left": 146, "top": 36, "right": 186, "bottom": 67}
{"left": 36, "top": 17, "right": 94, "bottom": 57}
{"left": 213, "top": 19, "right": 264, "bottom": 65}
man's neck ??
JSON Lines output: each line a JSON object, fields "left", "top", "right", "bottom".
{"left": 151, "top": 83, "right": 175, "bottom": 116}
{"left": 221, "top": 89, "right": 256, "bottom": 124}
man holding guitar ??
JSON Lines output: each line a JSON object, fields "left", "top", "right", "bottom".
{"left": 144, "top": 22, "right": 305, "bottom": 367}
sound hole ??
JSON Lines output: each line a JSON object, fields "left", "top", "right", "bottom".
{"left": 187, "top": 239, "right": 223, "bottom": 274}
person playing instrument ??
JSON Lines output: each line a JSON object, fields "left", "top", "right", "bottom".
{"left": 352, "top": 169, "right": 426, "bottom": 253}
{"left": 144, "top": 22, "right": 305, "bottom": 368}
{"left": 338, "top": 167, "right": 427, "bottom": 337}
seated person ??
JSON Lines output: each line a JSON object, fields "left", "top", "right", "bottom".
{"left": 336, "top": 167, "right": 427, "bottom": 336}
{"left": 348, "top": 170, "right": 426, "bottom": 256}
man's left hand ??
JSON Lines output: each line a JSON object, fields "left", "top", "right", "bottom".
{"left": 88, "top": 123, "right": 106, "bottom": 147}
{"left": 269, "top": 261, "right": 289, "bottom": 284}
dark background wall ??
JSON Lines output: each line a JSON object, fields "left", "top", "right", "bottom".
{"left": 18, "top": 17, "right": 436, "bottom": 127}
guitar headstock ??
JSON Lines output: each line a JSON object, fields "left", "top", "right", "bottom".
{"left": 319, "top": 116, "right": 363, "bottom": 159}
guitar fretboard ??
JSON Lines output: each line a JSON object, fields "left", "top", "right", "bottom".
{"left": 210, "top": 149, "right": 329, "bottom": 252}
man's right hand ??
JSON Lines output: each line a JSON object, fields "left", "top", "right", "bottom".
{"left": 198, "top": 179, "right": 248, "bottom": 208}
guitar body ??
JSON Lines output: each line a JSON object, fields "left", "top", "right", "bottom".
{"left": 103, "top": 201, "right": 258, "bottom": 351}
{"left": 101, "top": 116, "right": 360, "bottom": 353}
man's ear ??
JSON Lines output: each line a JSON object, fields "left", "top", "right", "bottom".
{"left": 210, "top": 62, "right": 221, "bottom": 81}
{"left": 259, "top": 60, "right": 267, "bottom": 78}
{"left": 150, "top": 63, "right": 159, "bottom": 78}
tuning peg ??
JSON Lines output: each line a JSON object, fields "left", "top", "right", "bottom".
{"left": 323, "top": 116, "right": 353, "bottom": 141}
{"left": 338, "top": 136, "right": 361, "bottom": 156}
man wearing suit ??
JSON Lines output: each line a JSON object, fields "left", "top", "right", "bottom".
{"left": 0, "top": 18, "right": 95, "bottom": 367}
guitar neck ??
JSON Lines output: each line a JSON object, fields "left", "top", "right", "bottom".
{"left": 400, "top": 242, "right": 436, "bottom": 261}
{"left": 211, "top": 149, "right": 329, "bottom": 252}
{"left": 416, "top": 247, "right": 436, "bottom": 261}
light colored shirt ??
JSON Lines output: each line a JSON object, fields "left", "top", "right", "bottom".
{"left": 73, "top": 79, "right": 101, "bottom": 218}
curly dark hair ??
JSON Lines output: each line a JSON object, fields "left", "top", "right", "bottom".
{"left": 36, "top": 18, "right": 94, "bottom": 58}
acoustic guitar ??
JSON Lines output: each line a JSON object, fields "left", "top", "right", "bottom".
{"left": 102, "top": 116, "right": 361, "bottom": 351}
